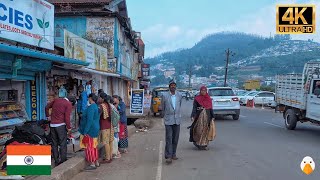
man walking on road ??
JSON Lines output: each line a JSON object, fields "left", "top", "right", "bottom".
{"left": 161, "top": 80, "right": 183, "bottom": 164}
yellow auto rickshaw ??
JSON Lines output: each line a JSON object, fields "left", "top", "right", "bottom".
{"left": 151, "top": 87, "right": 169, "bottom": 116}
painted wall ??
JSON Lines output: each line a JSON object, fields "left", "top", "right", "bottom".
{"left": 54, "top": 17, "right": 87, "bottom": 48}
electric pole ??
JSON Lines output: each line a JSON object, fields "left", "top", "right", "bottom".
{"left": 188, "top": 64, "right": 192, "bottom": 89}
{"left": 224, "top": 48, "right": 235, "bottom": 87}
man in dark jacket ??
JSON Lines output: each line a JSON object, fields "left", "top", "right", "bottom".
{"left": 45, "top": 91, "right": 72, "bottom": 166}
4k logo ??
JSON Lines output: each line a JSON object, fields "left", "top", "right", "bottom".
{"left": 276, "top": 5, "right": 315, "bottom": 34}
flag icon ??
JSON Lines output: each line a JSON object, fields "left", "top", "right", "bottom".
{"left": 7, "top": 145, "right": 51, "bottom": 175}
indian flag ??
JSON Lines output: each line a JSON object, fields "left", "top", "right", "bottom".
{"left": 7, "top": 145, "right": 51, "bottom": 175}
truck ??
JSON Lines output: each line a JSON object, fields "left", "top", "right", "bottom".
{"left": 275, "top": 62, "right": 320, "bottom": 130}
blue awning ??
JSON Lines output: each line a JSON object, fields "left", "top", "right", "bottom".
{"left": 0, "top": 42, "right": 89, "bottom": 66}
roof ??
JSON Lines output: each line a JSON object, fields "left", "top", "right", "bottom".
{"left": 47, "top": 0, "right": 112, "bottom": 4}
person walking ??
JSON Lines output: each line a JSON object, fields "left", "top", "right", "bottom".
{"left": 189, "top": 86, "right": 215, "bottom": 150}
{"left": 113, "top": 95, "right": 128, "bottom": 154}
{"left": 77, "top": 85, "right": 88, "bottom": 127}
{"left": 98, "top": 93, "right": 114, "bottom": 163}
{"left": 79, "top": 93, "right": 100, "bottom": 170}
{"left": 45, "top": 90, "right": 72, "bottom": 166}
{"left": 161, "top": 80, "right": 183, "bottom": 164}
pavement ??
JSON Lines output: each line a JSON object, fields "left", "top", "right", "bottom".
{"left": 64, "top": 99, "right": 320, "bottom": 180}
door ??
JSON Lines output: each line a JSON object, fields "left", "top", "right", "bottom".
{"left": 253, "top": 93, "right": 263, "bottom": 104}
{"left": 306, "top": 79, "right": 320, "bottom": 121}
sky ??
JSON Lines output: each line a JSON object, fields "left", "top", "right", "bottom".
{"left": 126, "top": 0, "right": 320, "bottom": 58}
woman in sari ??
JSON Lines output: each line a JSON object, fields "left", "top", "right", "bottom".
{"left": 190, "top": 86, "right": 215, "bottom": 150}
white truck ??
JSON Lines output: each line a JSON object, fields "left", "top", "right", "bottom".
{"left": 276, "top": 62, "right": 320, "bottom": 130}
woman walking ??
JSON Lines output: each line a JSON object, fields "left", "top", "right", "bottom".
{"left": 98, "top": 93, "right": 114, "bottom": 163}
{"left": 190, "top": 86, "right": 215, "bottom": 150}
{"left": 79, "top": 93, "right": 100, "bottom": 170}
{"left": 113, "top": 95, "right": 128, "bottom": 154}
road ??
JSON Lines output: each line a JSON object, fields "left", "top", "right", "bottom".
{"left": 71, "top": 99, "right": 320, "bottom": 180}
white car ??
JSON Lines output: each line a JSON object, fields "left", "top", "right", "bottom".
{"left": 253, "top": 92, "right": 275, "bottom": 106}
{"left": 239, "top": 91, "right": 258, "bottom": 105}
{"left": 208, "top": 87, "right": 241, "bottom": 120}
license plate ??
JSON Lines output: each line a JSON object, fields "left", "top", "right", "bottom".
{"left": 217, "top": 101, "right": 229, "bottom": 105}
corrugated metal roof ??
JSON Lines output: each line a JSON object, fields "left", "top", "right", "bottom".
{"left": 47, "top": 0, "right": 112, "bottom": 4}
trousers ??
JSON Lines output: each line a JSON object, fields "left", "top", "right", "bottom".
{"left": 165, "top": 124, "right": 180, "bottom": 159}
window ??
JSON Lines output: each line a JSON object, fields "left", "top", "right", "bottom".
{"left": 209, "top": 89, "right": 235, "bottom": 96}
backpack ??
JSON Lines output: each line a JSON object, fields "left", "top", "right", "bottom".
{"left": 110, "top": 104, "right": 120, "bottom": 127}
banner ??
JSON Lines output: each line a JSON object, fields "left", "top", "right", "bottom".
{"left": 64, "top": 30, "right": 109, "bottom": 71}
{"left": 130, "top": 89, "right": 144, "bottom": 115}
{"left": 0, "top": 0, "right": 54, "bottom": 50}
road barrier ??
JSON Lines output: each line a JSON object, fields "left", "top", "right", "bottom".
{"left": 246, "top": 99, "right": 255, "bottom": 108}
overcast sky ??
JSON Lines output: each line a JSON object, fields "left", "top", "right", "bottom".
{"left": 127, "top": 0, "right": 320, "bottom": 58}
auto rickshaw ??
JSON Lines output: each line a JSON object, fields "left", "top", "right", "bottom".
{"left": 151, "top": 87, "right": 169, "bottom": 116}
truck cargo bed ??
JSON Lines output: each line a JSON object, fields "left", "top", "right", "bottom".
{"left": 276, "top": 74, "right": 306, "bottom": 109}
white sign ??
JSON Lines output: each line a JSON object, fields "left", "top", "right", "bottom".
{"left": 0, "top": 0, "right": 54, "bottom": 50}
{"left": 130, "top": 89, "right": 144, "bottom": 115}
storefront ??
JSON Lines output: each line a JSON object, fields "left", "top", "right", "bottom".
{"left": 0, "top": 43, "right": 89, "bottom": 145}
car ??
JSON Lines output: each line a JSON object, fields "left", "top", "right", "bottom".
{"left": 208, "top": 87, "right": 240, "bottom": 120}
{"left": 239, "top": 91, "right": 258, "bottom": 105}
{"left": 253, "top": 91, "right": 275, "bottom": 106}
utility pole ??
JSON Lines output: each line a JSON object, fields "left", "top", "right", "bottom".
{"left": 224, "top": 48, "right": 235, "bottom": 87}
{"left": 188, "top": 64, "right": 192, "bottom": 89}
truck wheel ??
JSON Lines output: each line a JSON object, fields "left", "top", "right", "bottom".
{"left": 232, "top": 114, "right": 240, "bottom": 120}
{"left": 285, "top": 109, "right": 297, "bottom": 130}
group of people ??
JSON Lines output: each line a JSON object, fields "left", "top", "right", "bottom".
{"left": 161, "top": 80, "right": 216, "bottom": 164}
{"left": 45, "top": 85, "right": 129, "bottom": 170}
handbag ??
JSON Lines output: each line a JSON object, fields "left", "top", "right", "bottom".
{"left": 207, "top": 119, "right": 216, "bottom": 141}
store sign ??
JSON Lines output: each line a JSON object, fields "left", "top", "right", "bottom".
{"left": 0, "top": 0, "right": 54, "bottom": 50}
{"left": 64, "top": 30, "right": 109, "bottom": 72}
{"left": 130, "top": 89, "right": 144, "bottom": 115}
{"left": 141, "top": 64, "right": 150, "bottom": 77}
{"left": 30, "top": 80, "right": 37, "bottom": 120}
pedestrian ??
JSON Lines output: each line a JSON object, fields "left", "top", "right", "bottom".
{"left": 79, "top": 93, "right": 100, "bottom": 170}
{"left": 109, "top": 96, "right": 121, "bottom": 159}
{"left": 189, "top": 86, "right": 215, "bottom": 150}
{"left": 45, "top": 89, "right": 72, "bottom": 166}
{"left": 77, "top": 85, "right": 88, "bottom": 126}
{"left": 98, "top": 89, "right": 104, "bottom": 96}
{"left": 161, "top": 80, "right": 183, "bottom": 164}
{"left": 112, "top": 95, "right": 128, "bottom": 154}
{"left": 98, "top": 93, "right": 114, "bottom": 163}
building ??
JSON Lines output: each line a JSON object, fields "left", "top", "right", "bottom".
{"left": 48, "top": 0, "right": 145, "bottom": 105}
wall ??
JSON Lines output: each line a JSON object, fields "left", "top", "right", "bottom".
{"left": 86, "top": 17, "right": 115, "bottom": 58}
{"left": 54, "top": 17, "right": 87, "bottom": 48}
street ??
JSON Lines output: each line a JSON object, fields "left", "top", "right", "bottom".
{"left": 71, "top": 99, "right": 320, "bottom": 180}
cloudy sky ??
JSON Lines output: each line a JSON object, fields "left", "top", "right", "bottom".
{"left": 127, "top": 0, "right": 320, "bottom": 58}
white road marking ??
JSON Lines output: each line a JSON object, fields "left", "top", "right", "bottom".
{"left": 264, "top": 122, "right": 284, "bottom": 129}
{"left": 156, "top": 140, "right": 163, "bottom": 180}
{"left": 240, "top": 115, "right": 247, "bottom": 118}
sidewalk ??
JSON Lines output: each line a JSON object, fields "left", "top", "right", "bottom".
{"left": 28, "top": 125, "right": 137, "bottom": 180}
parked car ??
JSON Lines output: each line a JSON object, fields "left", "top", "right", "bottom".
{"left": 253, "top": 91, "right": 275, "bottom": 106}
{"left": 208, "top": 87, "right": 240, "bottom": 120}
{"left": 239, "top": 91, "right": 258, "bottom": 105}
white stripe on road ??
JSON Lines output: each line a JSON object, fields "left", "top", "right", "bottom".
{"left": 156, "top": 140, "right": 163, "bottom": 180}
{"left": 264, "top": 122, "right": 284, "bottom": 129}
{"left": 240, "top": 115, "right": 247, "bottom": 118}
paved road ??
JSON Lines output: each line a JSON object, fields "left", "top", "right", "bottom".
{"left": 71, "top": 99, "right": 320, "bottom": 180}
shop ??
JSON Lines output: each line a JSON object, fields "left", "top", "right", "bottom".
{"left": 0, "top": 43, "right": 89, "bottom": 146}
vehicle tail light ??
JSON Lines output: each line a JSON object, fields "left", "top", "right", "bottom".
{"left": 232, "top": 97, "right": 239, "bottom": 101}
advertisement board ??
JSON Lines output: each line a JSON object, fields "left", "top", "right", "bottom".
{"left": 0, "top": 0, "right": 54, "bottom": 50}
{"left": 130, "top": 89, "right": 144, "bottom": 115}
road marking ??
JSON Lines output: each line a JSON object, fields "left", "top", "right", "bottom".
{"left": 264, "top": 122, "right": 284, "bottom": 129}
{"left": 240, "top": 115, "right": 247, "bottom": 118}
{"left": 156, "top": 140, "right": 163, "bottom": 180}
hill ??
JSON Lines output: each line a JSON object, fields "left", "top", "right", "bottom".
{"left": 145, "top": 32, "right": 320, "bottom": 87}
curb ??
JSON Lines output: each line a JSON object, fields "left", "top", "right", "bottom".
{"left": 33, "top": 125, "right": 137, "bottom": 180}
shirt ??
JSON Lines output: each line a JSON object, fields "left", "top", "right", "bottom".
{"left": 171, "top": 94, "right": 176, "bottom": 110}
{"left": 45, "top": 98, "right": 72, "bottom": 130}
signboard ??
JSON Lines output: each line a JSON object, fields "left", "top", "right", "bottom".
{"left": 130, "top": 89, "right": 144, "bottom": 115}
{"left": 143, "top": 94, "right": 151, "bottom": 108}
{"left": 141, "top": 64, "right": 150, "bottom": 77}
{"left": 64, "top": 30, "right": 109, "bottom": 71}
{"left": 30, "top": 80, "right": 37, "bottom": 120}
{"left": 0, "top": 0, "right": 54, "bottom": 50}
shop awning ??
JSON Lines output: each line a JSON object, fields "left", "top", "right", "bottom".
{"left": 80, "top": 67, "right": 120, "bottom": 77}
{"left": 0, "top": 43, "right": 89, "bottom": 66}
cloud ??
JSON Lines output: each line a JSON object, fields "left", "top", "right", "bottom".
{"left": 143, "top": 0, "right": 320, "bottom": 58}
